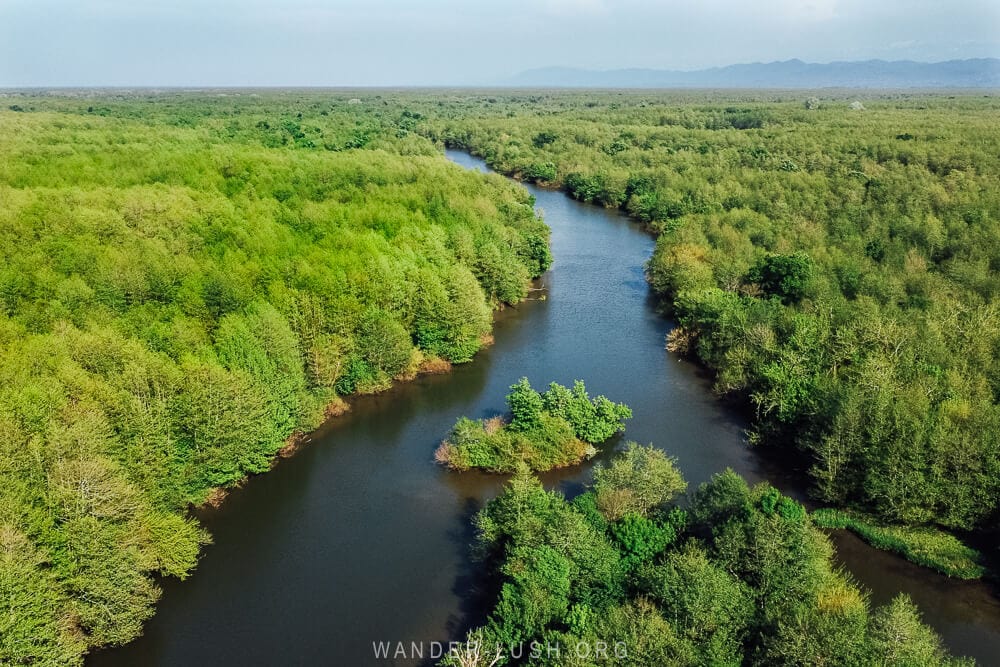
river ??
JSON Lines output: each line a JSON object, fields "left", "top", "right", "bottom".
{"left": 89, "top": 149, "right": 1000, "bottom": 666}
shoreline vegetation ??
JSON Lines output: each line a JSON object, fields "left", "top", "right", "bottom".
{"left": 0, "top": 96, "right": 552, "bottom": 665}
{"left": 435, "top": 378, "right": 631, "bottom": 472}
{"left": 444, "top": 448, "right": 970, "bottom": 666}
{"left": 423, "top": 91, "right": 997, "bottom": 578}
{"left": 812, "top": 509, "right": 985, "bottom": 580}
{"left": 446, "top": 142, "right": 988, "bottom": 579}
{"left": 205, "top": 348, "right": 460, "bottom": 508}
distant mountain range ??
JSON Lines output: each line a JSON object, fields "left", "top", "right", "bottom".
{"left": 510, "top": 59, "right": 1000, "bottom": 88}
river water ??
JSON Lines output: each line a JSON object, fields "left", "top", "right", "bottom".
{"left": 90, "top": 150, "right": 1000, "bottom": 666}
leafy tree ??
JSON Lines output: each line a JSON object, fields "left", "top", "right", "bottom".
{"left": 748, "top": 252, "right": 813, "bottom": 304}
{"left": 507, "top": 377, "right": 545, "bottom": 431}
{"left": 869, "top": 596, "right": 970, "bottom": 666}
{"left": 453, "top": 451, "right": 967, "bottom": 667}
{"left": 540, "top": 380, "right": 632, "bottom": 444}
{"left": 638, "top": 543, "right": 752, "bottom": 665}
{"left": 593, "top": 443, "right": 687, "bottom": 520}
{"left": 609, "top": 513, "right": 675, "bottom": 571}
{"left": 0, "top": 93, "right": 556, "bottom": 663}
{"left": 354, "top": 308, "right": 413, "bottom": 379}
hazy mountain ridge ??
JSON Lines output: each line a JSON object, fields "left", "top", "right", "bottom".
{"left": 512, "top": 58, "right": 1000, "bottom": 88}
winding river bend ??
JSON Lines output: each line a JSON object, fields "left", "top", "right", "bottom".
{"left": 90, "top": 150, "right": 1000, "bottom": 666}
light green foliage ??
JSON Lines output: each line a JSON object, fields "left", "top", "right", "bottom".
{"left": 592, "top": 442, "right": 687, "bottom": 520}
{"left": 437, "top": 379, "right": 630, "bottom": 472}
{"left": 413, "top": 264, "right": 492, "bottom": 362}
{"left": 870, "top": 596, "right": 973, "bottom": 667}
{"left": 0, "top": 93, "right": 551, "bottom": 663}
{"left": 540, "top": 380, "right": 632, "bottom": 443}
{"left": 450, "top": 454, "right": 969, "bottom": 666}
{"left": 747, "top": 252, "right": 813, "bottom": 304}
{"left": 0, "top": 525, "right": 87, "bottom": 666}
{"left": 353, "top": 307, "right": 413, "bottom": 381}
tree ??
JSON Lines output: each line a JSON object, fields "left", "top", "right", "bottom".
{"left": 638, "top": 543, "right": 752, "bottom": 666}
{"left": 354, "top": 308, "right": 412, "bottom": 378}
{"left": 869, "top": 596, "right": 969, "bottom": 666}
{"left": 610, "top": 513, "right": 675, "bottom": 571}
{"left": 748, "top": 252, "right": 813, "bottom": 304}
{"left": 593, "top": 443, "right": 687, "bottom": 520}
{"left": 541, "top": 380, "right": 632, "bottom": 444}
{"left": 507, "top": 377, "right": 544, "bottom": 431}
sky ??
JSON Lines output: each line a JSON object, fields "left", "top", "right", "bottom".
{"left": 1, "top": 0, "right": 998, "bottom": 86}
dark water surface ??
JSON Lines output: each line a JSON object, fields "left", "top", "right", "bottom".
{"left": 90, "top": 150, "right": 1000, "bottom": 666}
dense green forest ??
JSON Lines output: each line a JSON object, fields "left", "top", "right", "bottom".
{"left": 414, "top": 92, "right": 1000, "bottom": 537}
{"left": 2, "top": 90, "right": 998, "bottom": 665}
{"left": 436, "top": 378, "right": 631, "bottom": 471}
{"left": 0, "top": 95, "right": 550, "bottom": 664}
{"left": 443, "top": 449, "right": 969, "bottom": 666}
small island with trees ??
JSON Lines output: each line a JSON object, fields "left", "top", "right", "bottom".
{"left": 435, "top": 378, "right": 632, "bottom": 472}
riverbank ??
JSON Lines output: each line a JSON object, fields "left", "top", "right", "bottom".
{"left": 199, "top": 321, "right": 513, "bottom": 510}
{"left": 441, "top": 142, "right": 990, "bottom": 581}
{"left": 813, "top": 509, "right": 985, "bottom": 580}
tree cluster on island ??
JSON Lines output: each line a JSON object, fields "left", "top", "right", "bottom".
{"left": 436, "top": 378, "right": 632, "bottom": 472}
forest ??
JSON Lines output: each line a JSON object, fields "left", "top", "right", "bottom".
{"left": 1, "top": 89, "right": 997, "bottom": 665}
{"left": 444, "top": 449, "right": 969, "bottom": 666}
{"left": 0, "top": 93, "right": 550, "bottom": 664}
{"left": 414, "top": 91, "right": 1000, "bottom": 539}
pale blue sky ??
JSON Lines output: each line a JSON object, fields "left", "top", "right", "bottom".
{"left": 2, "top": 0, "right": 998, "bottom": 86}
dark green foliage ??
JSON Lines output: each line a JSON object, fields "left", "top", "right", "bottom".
{"left": 570, "top": 491, "right": 608, "bottom": 533}
{"left": 531, "top": 131, "right": 558, "bottom": 148}
{"left": 747, "top": 252, "right": 813, "bottom": 304}
{"left": 450, "top": 457, "right": 969, "bottom": 666}
{"left": 522, "top": 162, "right": 557, "bottom": 182}
{"left": 437, "top": 379, "right": 630, "bottom": 472}
{"left": 609, "top": 513, "right": 676, "bottom": 571}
